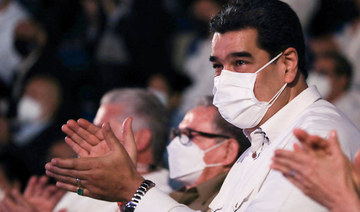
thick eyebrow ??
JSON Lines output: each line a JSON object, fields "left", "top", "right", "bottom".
{"left": 209, "top": 55, "right": 217, "bottom": 62}
{"left": 230, "top": 52, "right": 253, "bottom": 58}
{"left": 209, "top": 51, "right": 253, "bottom": 62}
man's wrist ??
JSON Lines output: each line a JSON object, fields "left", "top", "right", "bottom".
{"left": 330, "top": 189, "right": 360, "bottom": 212}
{"left": 123, "top": 179, "right": 155, "bottom": 212}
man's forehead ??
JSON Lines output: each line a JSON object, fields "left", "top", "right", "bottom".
{"left": 179, "top": 106, "right": 216, "bottom": 129}
{"left": 210, "top": 29, "right": 260, "bottom": 59}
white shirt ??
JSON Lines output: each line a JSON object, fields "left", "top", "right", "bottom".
{"left": 136, "top": 86, "right": 360, "bottom": 212}
{"left": 54, "top": 192, "right": 119, "bottom": 212}
{"left": 143, "top": 167, "right": 173, "bottom": 194}
{"left": 0, "top": 1, "right": 28, "bottom": 84}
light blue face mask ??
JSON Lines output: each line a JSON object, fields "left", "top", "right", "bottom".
{"left": 167, "top": 135, "right": 228, "bottom": 185}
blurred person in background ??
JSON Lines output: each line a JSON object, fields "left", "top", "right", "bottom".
{"left": 0, "top": 152, "right": 30, "bottom": 195}
{"left": 178, "top": 0, "right": 222, "bottom": 115}
{"left": 308, "top": 0, "right": 360, "bottom": 89}
{"left": 168, "top": 96, "right": 250, "bottom": 211}
{"left": 307, "top": 51, "right": 360, "bottom": 129}
{"left": 0, "top": 137, "right": 76, "bottom": 212}
{"left": 332, "top": 0, "right": 360, "bottom": 89}
{"left": 0, "top": 0, "right": 28, "bottom": 88}
{"left": 280, "top": 0, "right": 320, "bottom": 31}
{"left": 147, "top": 70, "right": 192, "bottom": 128}
{"left": 54, "top": 88, "right": 171, "bottom": 211}
{"left": 8, "top": 17, "right": 74, "bottom": 121}
{"left": 4, "top": 74, "right": 65, "bottom": 177}
{"left": 0, "top": 175, "right": 66, "bottom": 212}
{"left": 93, "top": 0, "right": 173, "bottom": 91}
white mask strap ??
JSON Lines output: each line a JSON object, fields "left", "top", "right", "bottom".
{"left": 203, "top": 140, "right": 229, "bottom": 167}
{"left": 268, "top": 83, "right": 287, "bottom": 107}
{"left": 204, "top": 139, "right": 228, "bottom": 153}
{"left": 255, "top": 52, "right": 283, "bottom": 74}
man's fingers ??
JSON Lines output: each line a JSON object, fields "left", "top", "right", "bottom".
{"left": 66, "top": 119, "right": 102, "bottom": 146}
{"left": 45, "top": 163, "right": 89, "bottom": 181}
{"left": 293, "top": 128, "right": 312, "bottom": 152}
{"left": 46, "top": 170, "right": 80, "bottom": 187}
{"left": 102, "top": 122, "right": 119, "bottom": 151}
{"left": 1, "top": 193, "right": 18, "bottom": 211}
{"left": 23, "top": 175, "right": 38, "bottom": 198}
{"left": 34, "top": 176, "right": 48, "bottom": 196}
{"left": 293, "top": 128, "right": 328, "bottom": 153}
{"left": 56, "top": 181, "right": 90, "bottom": 197}
{"left": 121, "top": 117, "right": 137, "bottom": 164}
{"left": 327, "top": 130, "right": 342, "bottom": 155}
{"left": 78, "top": 118, "right": 104, "bottom": 139}
{"left": 62, "top": 124, "right": 93, "bottom": 151}
{"left": 293, "top": 128, "right": 310, "bottom": 143}
{"left": 271, "top": 150, "right": 307, "bottom": 174}
{"left": 64, "top": 136, "right": 89, "bottom": 156}
{"left": 283, "top": 174, "right": 306, "bottom": 193}
{"left": 50, "top": 188, "right": 66, "bottom": 202}
{"left": 49, "top": 157, "right": 92, "bottom": 170}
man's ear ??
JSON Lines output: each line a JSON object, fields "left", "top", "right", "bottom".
{"left": 282, "top": 47, "right": 299, "bottom": 84}
{"left": 133, "top": 128, "right": 152, "bottom": 152}
{"left": 222, "top": 138, "right": 240, "bottom": 166}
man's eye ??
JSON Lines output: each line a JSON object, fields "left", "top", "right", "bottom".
{"left": 212, "top": 64, "right": 223, "bottom": 69}
{"left": 235, "top": 60, "right": 246, "bottom": 65}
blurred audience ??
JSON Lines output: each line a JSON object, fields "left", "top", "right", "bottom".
{"left": 169, "top": 96, "right": 250, "bottom": 211}
{"left": 0, "top": 175, "right": 65, "bottom": 212}
{"left": 0, "top": 0, "right": 28, "bottom": 86}
{"left": 0, "top": 152, "right": 30, "bottom": 194}
{"left": 147, "top": 71, "right": 192, "bottom": 128}
{"left": 332, "top": 0, "right": 360, "bottom": 89}
{"left": 281, "top": 0, "right": 320, "bottom": 31}
{"left": 4, "top": 74, "right": 65, "bottom": 177}
{"left": 307, "top": 51, "right": 360, "bottom": 128}
{"left": 0, "top": 116, "right": 10, "bottom": 147}
{"left": 178, "top": 0, "right": 222, "bottom": 115}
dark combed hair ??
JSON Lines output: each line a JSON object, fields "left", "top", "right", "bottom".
{"left": 209, "top": 0, "right": 307, "bottom": 78}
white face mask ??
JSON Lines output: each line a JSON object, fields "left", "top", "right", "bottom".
{"left": 148, "top": 88, "right": 168, "bottom": 106}
{"left": 167, "top": 135, "right": 226, "bottom": 186}
{"left": 17, "top": 96, "right": 42, "bottom": 123}
{"left": 213, "top": 52, "right": 286, "bottom": 129}
{"left": 306, "top": 71, "right": 331, "bottom": 99}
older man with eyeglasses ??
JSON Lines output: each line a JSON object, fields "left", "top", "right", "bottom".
{"left": 167, "top": 96, "right": 250, "bottom": 211}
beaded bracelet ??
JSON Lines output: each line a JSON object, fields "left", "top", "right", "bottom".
{"left": 124, "top": 179, "right": 155, "bottom": 212}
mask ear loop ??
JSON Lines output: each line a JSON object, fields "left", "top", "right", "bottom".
{"left": 267, "top": 83, "right": 287, "bottom": 107}
{"left": 255, "top": 52, "right": 283, "bottom": 74}
{"left": 203, "top": 140, "right": 229, "bottom": 167}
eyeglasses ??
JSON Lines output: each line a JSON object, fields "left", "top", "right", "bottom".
{"left": 170, "top": 127, "right": 230, "bottom": 145}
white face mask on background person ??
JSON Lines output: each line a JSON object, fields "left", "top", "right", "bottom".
{"left": 167, "top": 135, "right": 227, "bottom": 186}
{"left": 148, "top": 88, "right": 168, "bottom": 106}
{"left": 213, "top": 52, "right": 286, "bottom": 129}
{"left": 306, "top": 71, "right": 331, "bottom": 99}
{"left": 17, "top": 96, "right": 42, "bottom": 124}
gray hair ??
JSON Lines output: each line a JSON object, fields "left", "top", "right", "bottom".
{"left": 197, "top": 96, "right": 250, "bottom": 155}
{"left": 101, "top": 88, "right": 169, "bottom": 165}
